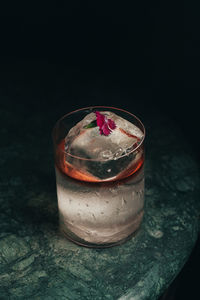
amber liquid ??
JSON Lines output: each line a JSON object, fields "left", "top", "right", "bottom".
{"left": 56, "top": 139, "right": 144, "bottom": 183}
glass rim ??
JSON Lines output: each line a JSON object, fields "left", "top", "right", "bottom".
{"left": 52, "top": 105, "right": 145, "bottom": 162}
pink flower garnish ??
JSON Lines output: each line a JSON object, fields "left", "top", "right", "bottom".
{"left": 95, "top": 111, "right": 116, "bottom": 136}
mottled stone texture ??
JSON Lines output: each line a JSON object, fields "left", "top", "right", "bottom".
{"left": 0, "top": 106, "right": 199, "bottom": 300}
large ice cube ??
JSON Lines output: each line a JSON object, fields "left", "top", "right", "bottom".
{"left": 65, "top": 111, "right": 144, "bottom": 180}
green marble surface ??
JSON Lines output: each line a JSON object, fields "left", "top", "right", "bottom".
{"left": 0, "top": 105, "right": 200, "bottom": 300}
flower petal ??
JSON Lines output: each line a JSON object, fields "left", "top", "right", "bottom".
{"left": 95, "top": 111, "right": 105, "bottom": 128}
{"left": 95, "top": 111, "right": 116, "bottom": 136}
{"left": 107, "top": 118, "right": 116, "bottom": 130}
{"left": 102, "top": 123, "right": 111, "bottom": 136}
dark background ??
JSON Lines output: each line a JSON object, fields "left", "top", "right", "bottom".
{"left": 0, "top": 2, "right": 199, "bottom": 299}
{"left": 0, "top": 2, "right": 199, "bottom": 157}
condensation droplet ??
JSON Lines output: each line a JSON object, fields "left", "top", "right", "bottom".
{"left": 110, "top": 187, "right": 118, "bottom": 196}
{"left": 121, "top": 197, "right": 127, "bottom": 206}
{"left": 107, "top": 168, "right": 111, "bottom": 173}
{"left": 116, "top": 208, "right": 121, "bottom": 215}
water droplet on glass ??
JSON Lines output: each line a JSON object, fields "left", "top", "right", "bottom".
{"left": 110, "top": 187, "right": 118, "bottom": 195}
{"left": 132, "top": 191, "right": 136, "bottom": 196}
{"left": 121, "top": 197, "right": 127, "bottom": 206}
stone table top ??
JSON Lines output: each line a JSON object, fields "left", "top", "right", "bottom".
{"left": 0, "top": 105, "right": 199, "bottom": 300}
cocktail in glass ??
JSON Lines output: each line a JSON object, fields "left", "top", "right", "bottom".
{"left": 52, "top": 106, "right": 145, "bottom": 247}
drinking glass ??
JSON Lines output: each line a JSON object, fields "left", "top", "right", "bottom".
{"left": 52, "top": 106, "right": 145, "bottom": 247}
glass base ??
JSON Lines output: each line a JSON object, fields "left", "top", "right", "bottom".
{"left": 60, "top": 227, "right": 141, "bottom": 248}
{"left": 59, "top": 211, "right": 143, "bottom": 248}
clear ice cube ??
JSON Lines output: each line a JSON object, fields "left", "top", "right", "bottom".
{"left": 65, "top": 111, "right": 144, "bottom": 180}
